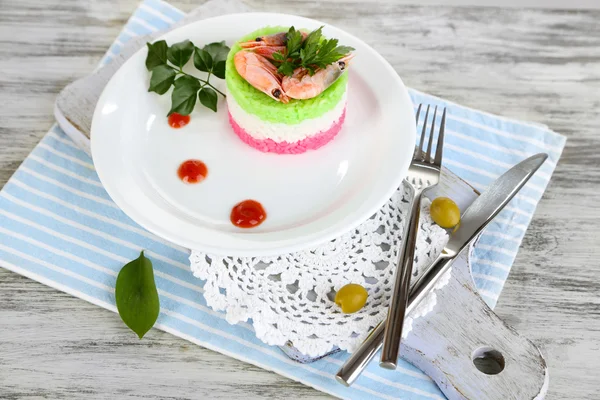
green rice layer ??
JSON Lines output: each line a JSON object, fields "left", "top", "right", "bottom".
{"left": 226, "top": 26, "right": 348, "bottom": 125}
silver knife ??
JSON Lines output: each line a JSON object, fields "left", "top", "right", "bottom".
{"left": 335, "top": 152, "right": 548, "bottom": 386}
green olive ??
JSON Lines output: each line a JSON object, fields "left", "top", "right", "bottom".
{"left": 335, "top": 284, "right": 368, "bottom": 314}
{"left": 430, "top": 197, "right": 461, "bottom": 228}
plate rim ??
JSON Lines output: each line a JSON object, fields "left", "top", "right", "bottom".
{"left": 91, "top": 12, "right": 416, "bottom": 256}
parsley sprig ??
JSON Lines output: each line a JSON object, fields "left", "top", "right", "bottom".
{"left": 145, "top": 40, "right": 230, "bottom": 116}
{"left": 272, "top": 26, "right": 354, "bottom": 76}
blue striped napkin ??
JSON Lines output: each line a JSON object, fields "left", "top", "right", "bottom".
{"left": 0, "top": 0, "right": 565, "bottom": 398}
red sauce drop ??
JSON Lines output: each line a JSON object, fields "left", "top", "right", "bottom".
{"left": 231, "top": 200, "right": 267, "bottom": 228}
{"left": 168, "top": 113, "right": 191, "bottom": 129}
{"left": 177, "top": 160, "right": 208, "bottom": 184}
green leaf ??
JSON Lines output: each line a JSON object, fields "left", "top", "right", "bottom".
{"left": 299, "top": 48, "right": 307, "bottom": 63}
{"left": 308, "top": 40, "right": 354, "bottom": 69}
{"left": 167, "top": 40, "right": 194, "bottom": 68}
{"left": 199, "top": 87, "right": 218, "bottom": 112}
{"left": 272, "top": 52, "right": 285, "bottom": 62}
{"left": 302, "top": 26, "right": 324, "bottom": 61}
{"left": 169, "top": 75, "right": 201, "bottom": 116}
{"left": 193, "top": 48, "right": 213, "bottom": 72}
{"left": 115, "top": 251, "right": 160, "bottom": 339}
{"left": 277, "top": 61, "right": 296, "bottom": 77}
{"left": 310, "top": 38, "right": 338, "bottom": 65}
{"left": 202, "top": 41, "right": 230, "bottom": 64}
{"left": 212, "top": 60, "right": 226, "bottom": 79}
{"left": 334, "top": 45, "right": 354, "bottom": 55}
{"left": 286, "top": 26, "right": 303, "bottom": 56}
{"left": 145, "top": 40, "right": 168, "bottom": 70}
{"left": 148, "top": 65, "right": 176, "bottom": 95}
{"left": 304, "top": 26, "right": 323, "bottom": 47}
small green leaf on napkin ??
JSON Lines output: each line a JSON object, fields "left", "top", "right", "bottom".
{"left": 146, "top": 40, "right": 168, "bottom": 70}
{"left": 167, "top": 40, "right": 195, "bottom": 68}
{"left": 115, "top": 251, "right": 160, "bottom": 339}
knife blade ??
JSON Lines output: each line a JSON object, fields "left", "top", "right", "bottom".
{"left": 335, "top": 152, "right": 548, "bottom": 386}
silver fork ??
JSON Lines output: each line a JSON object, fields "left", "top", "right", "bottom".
{"left": 335, "top": 105, "right": 447, "bottom": 385}
{"left": 380, "top": 104, "right": 447, "bottom": 368}
{"left": 335, "top": 105, "right": 446, "bottom": 386}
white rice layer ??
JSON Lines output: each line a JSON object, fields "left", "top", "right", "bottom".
{"left": 226, "top": 89, "right": 347, "bottom": 143}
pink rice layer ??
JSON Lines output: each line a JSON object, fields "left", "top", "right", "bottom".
{"left": 228, "top": 108, "right": 346, "bottom": 154}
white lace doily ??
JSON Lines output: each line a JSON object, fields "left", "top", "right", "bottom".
{"left": 190, "top": 185, "right": 449, "bottom": 357}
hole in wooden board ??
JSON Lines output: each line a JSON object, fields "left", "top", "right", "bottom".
{"left": 472, "top": 346, "right": 505, "bottom": 375}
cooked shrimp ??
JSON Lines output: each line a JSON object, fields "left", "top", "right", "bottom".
{"left": 239, "top": 32, "right": 288, "bottom": 48}
{"left": 239, "top": 31, "right": 308, "bottom": 49}
{"left": 249, "top": 45, "right": 287, "bottom": 60}
{"left": 281, "top": 54, "right": 354, "bottom": 100}
{"left": 234, "top": 50, "right": 290, "bottom": 103}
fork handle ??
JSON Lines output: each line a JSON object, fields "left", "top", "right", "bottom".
{"left": 380, "top": 186, "right": 424, "bottom": 368}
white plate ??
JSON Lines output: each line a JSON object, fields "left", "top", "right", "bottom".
{"left": 91, "top": 13, "right": 415, "bottom": 256}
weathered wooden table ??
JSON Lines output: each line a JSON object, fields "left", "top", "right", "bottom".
{"left": 1, "top": 1, "right": 599, "bottom": 398}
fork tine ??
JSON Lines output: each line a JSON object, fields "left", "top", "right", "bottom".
{"left": 425, "top": 106, "right": 438, "bottom": 163}
{"left": 433, "top": 107, "right": 447, "bottom": 166}
{"left": 413, "top": 104, "right": 422, "bottom": 157}
{"left": 415, "top": 105, "right": 430, "bottom": 160}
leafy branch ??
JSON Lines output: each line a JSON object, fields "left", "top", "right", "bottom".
{"left": 145, "top": 40, "right": 230, "bottom": 115}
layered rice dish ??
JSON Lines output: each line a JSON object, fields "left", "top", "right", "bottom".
{"left": 225, "top": 26, "right": 353, "bottom": 154}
